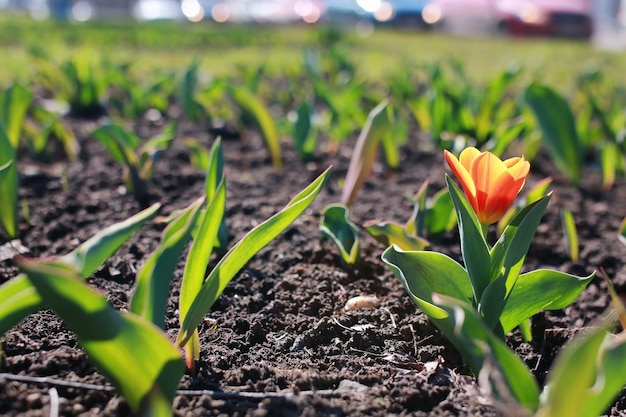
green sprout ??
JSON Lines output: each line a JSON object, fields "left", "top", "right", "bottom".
{"left": 228, "top": 84, "right": 282, "bottom": 170}
{"left": 2, "top": 166, "right": 331, "bottom": 415}
{"left": 23, "top": 104, "right": 79, "bottom": 162}
{"left": 0, "top": 125, "right": 18, "bottom": 239}
{"left": 0, "top": 82, "right": 32, "bottom": 149}
{"left": 524, "top": 83, "right": 585, "bottom": 186}
{"left": 92, "top": 121, "right": 177, "bottom": 203}
{"left": 363, "top": 180, "right": 454, "bottom": 251}
{"left": 319, "top": 99, "right": 391, "bottom": 265}
{"left": 178, "top": 61, "right": 211, "bottom": 124}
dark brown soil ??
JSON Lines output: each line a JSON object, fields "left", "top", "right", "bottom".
{"left": 1, "top": 115, "right": 626, "bottom": 416}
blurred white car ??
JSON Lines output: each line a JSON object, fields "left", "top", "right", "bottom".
{"left": 132, "top": 0, "right": 185, "bottom": 21}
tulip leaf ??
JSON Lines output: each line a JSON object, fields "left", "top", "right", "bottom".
{"left": 432, "top": 293, "right": 540, "bottom": 413}
{"left": 499, "top": 269, "right": 594, "bottom": 334}
{"left": 61, "top": 203, "right": 161, "bottom": 278}
{"left": 524, "top": 83, "right": 584, "bottom": 185}
{"left": 561, "top": 208, "right": 579, "bottom": 262}
{"left": 405, "top": 180, "right": 429, "bottom": 237}
{"left": 92, "top": 123, "right": 141, "bottom": 164}
{"left": 229, "top": 85, "right": 282, "bottom": 170}
{"left": 293, "top": 100, "right": 317, "bottom": 161}
{"left": 180, "top": 179, "right": 226, "bottom": 370}
{"left": 424, "top": 187, "right": 456, "bottom": 236}
{"left": 177, "top": 167, "right": 331, "bottom": 347}
{"left": 320, "top": 204, "right": 360, "bottom": 265}
{"left": 0, "top": 126, "right": 18, "bottom": 238}
{"left": 382, "top": 245, "right": 474, "bottom": 320}
{"left": 538, "top": 324, "right": 626, "bottom": 417}
{"left": 0, "top": 82, "right": 32, "bottom": 149}
{"left": 445, "top": 175, "right": 491, "bottom": 304}
{"left": 0, "top": 274, "right": 41, "bottom": 335}
{"left": 480, "top": 195, "right": 552, "bottom": 331}
{"left": 600, "top": 141, "right": 620, "bottom": 190}
{"left": 341, "top": 99, "right": 391, "bottom": 207}
{"left": 0, "top": 159, "right": 11, "bottom": 183}
{"left": 363, "top": 220, "right": 429, "bottom": 251}
{"left": 179, "top": 61, "right": 210, "bottom": 123}
{"left": 381, "top": 117, "right": 402, "bottom": 170}
{"left": 525, "top": 177, "right": 553, "bottom": 205}
{"left": 131, "top": 197, "right": 204, "bottom": 329}
{"left": 1, "top": 204, "right": 162, "bottom": 336}
{"left": 204, "top": 138, "right": 229, "bottom": 252}
{"left": 15, "top": 258, "right": 184, "bottom": 416}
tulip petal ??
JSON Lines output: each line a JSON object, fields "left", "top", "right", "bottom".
{"left": 444, "top": 150, "right": 477, "bottom": 201}
{"left": 459, "top": 147, "right": 481, "bottom": 171}
{"left": 483, "top": 161, "right": 529, "bottom": 224}
{"left": 503, "top": 156, "right": 522, "bottom": 168}
{"left": 446, "top": 148, "right": 530, "bottom": 225}
{"left": 506, "top": 158, "right": 530, "bottom": 180}
{"left": 471, "top": 153, "right": 509, "bottom": 194}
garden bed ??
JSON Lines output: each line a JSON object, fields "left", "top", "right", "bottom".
{"left": 1, "top": 115, "right": 626, "bottom": 416}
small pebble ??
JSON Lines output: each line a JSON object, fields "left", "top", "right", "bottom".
{"left": 344, "top": 295, "right": 380, "bottom": 311}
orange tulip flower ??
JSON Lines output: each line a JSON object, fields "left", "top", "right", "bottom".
{"left": 444, "top": 147, "right": 530, "bottom": 225}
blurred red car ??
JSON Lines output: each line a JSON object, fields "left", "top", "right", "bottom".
{"left": 495, "top": 0, "right": 593, "bottom": 38}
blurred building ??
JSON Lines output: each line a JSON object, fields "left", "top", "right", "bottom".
{"left": 592, "top": 0, "right": 626, "bottom": 49}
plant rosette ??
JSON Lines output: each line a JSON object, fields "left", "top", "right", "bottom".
{"left": 383, "top": 147, "right": 594, "bottom": 360}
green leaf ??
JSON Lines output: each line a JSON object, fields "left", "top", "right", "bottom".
{"left": 480, "top": 195, "right": 552, "bottom": 330}
{"left": 16, "top": 258, "right": 184, "bottom": 417}
{"left": 92, "top": 123, "right": 141, "bottom": 164}
{"left": 363, "top": 220, "right": 428, "bottom": 251}
{"left": 62, "top": 203, "right": 160, "bottom": 278}
{"left": 51, "top": 117, "right": 79, "bottom": 161}
{"left": 177, "top": 167, "right": 331, "bottom": 346}
{"left": 130, "top": 197, "right": 204, "bottom": 328}
{"left": 476, "top": 67, "right": 520, "bottom": 143}
{"left": 380, "top": 106, "right": 401, "bottom": 170}
{"left": 433, "top": 294, "right": 540, "bottom": 413}
{"left": 0, "top": 83, "right": 32, "bottom": 149}
{"left": 204, "top": 138, "right": 228, "bottom": 251}
{"left": 178, "top": 61, "right": 210, "bottom": 123}
{"left": 488, "top": 117, "right": 527, "bottom": 158}
{"left": 499, "top": 269, "right": 594, "bottom": 334}
{"left": 341, "top": 99, "right": 391, "bottom": 207}
{"left": 320, "top": 204, "right": 360, "bottom": 265}
{"left": 538, "top": 325, "right": 626, "bottom": 417}
{"left": 0, "top": 159, "right": 12, "bottom": 185}
{"left": 381, "top": 245, "right": 474, "bottom": 320}
{"left": 1, "top": 204, "right": 161, "bottom": 336}
{"left": 600, "top": 141, "right": 619, "bottom": 190}
{"left": 561, "top": 208, "right": 579, "bottom": 262}
{"left": 293, "top": 100, "right": 316, "bottom": 161}
{"left": 446, "top": 175, "right": 490, "bottom": 305}
{"left": 424, "top": 187, "right": 456, "bottom": 236}
{"left": 139, "top": 121, "right": 177, "bottom": 180}
{"left": 229, "top": 85, "right": 282, "bottom": 170}
{"left": 179, "top": 179, "right": 226, "bottom": 369}
{"left": 0, "top": 274, "right": 41, "bottom": 336}
{"left": 524, "top": 83, "right": 584, "bottom": 185}
{"left": 0, "top": 126, "right": 18, "bottom": 238}
{"left": 525, "top": 177, "right": 553, "bottom": 205}
{"left": 184, "top": 138, "right": 210, "bottom": 171}
{"left": 405, "top": 180, "right": 429, "bottom": 237}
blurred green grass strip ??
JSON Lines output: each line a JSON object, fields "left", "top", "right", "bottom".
{"left": 0, "top": 13, "right": 624, "bottom": 90}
